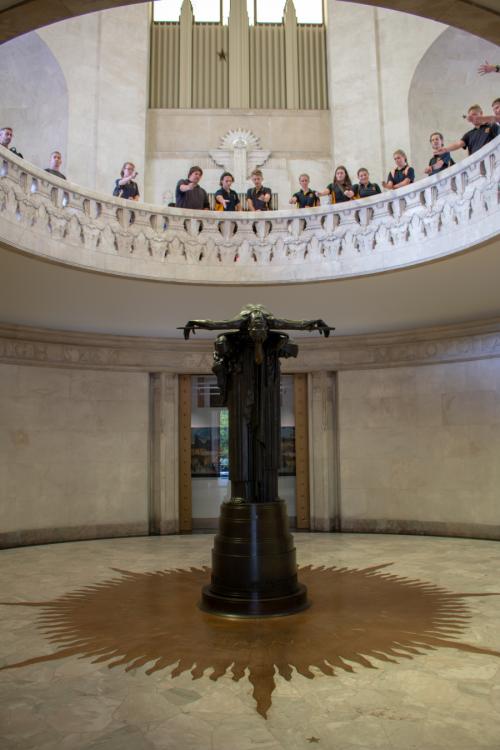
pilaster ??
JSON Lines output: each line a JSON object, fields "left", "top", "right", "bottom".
{"left": 308, "top": 371, "right": 340, "bottom": 531}
{"left": 284, "top": 0, "right": 299, "bottom": 109}
{"left": 179, "top": 0, "right": 193, "bottom": 108}
{"left": 228, "top": 0, "right": 250, "bottom": 108}
{"left": 150, "top": 372, "right": 179, "bottom": 534}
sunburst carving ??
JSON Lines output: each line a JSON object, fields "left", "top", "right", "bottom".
{"left": 1, "top": 564, "right": 499, "bottom": 718}
{"left": 218, "top": 129, "right": 261, "bottom": 149}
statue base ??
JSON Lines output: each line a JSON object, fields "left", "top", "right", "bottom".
{"left": 200, "top": 500, "right": 309, "bottom": 617}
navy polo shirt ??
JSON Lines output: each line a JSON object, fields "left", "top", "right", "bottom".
{"left": 175, "top": 180, "right": 209, "bottom": 209}
{"left": 462, "top": 123, "right": 500, "bottom": 156}
{"left": 292, "top": 189, "right": 319, "bottom": 208}
{"left": 246, "top": 187, "right": 272, "bottom": 210}
{"left": 428, "top": 152, "right": 454, "bottom": 173}
{"left": 114, "top": 179, "right": 139, "bottom": 200}
{"left": 214, "top": 188, "right": 240, "bottom": 211}
{"left": 387, "top": 166, "right": 415, "bottom": 186}
{"left": 353, "top": 182, "right": 381, "bottom": 199}
{"left": 327, "top": 183, "right": 353, "bottom": 204}
{"left": 45, "top": 168, "right": 66, "bottom": 180}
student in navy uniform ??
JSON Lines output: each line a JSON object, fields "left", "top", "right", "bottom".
{"left": 0, "top": 126, "right": 23, "bottom": 159}
{"left": 44, "top": 150, "right": 66, "bottom": 180}
{"left": 424, "top": 132, "right": 455, "bottom": 176}
{"left": 215, "top": 172, "right": 242, "bottom": 211}
{"left": 383, "top": 150, "right": 415, "bottom": 190}
{"left": 246, "top": 169, "right": 272, "bottom": 211}
{"left": 290, "top": 173, "right": 320, "bottom": 208}
{"left": 113, "top": 161, "right": 140, "bottom": 201}
{"left": 436, "top": 105, "right": 500, "bottom": 158}
{"left": 467, "top": 98, "right": 500, "bottom": 126}
{"left": 176, "top": 165, "right": 210, "bottom": 210}
{"left": 318, "top": 165, "right": 355, "bottom": 204}
{"left": 353, "top": 168, "right": 381, "bottom": 199}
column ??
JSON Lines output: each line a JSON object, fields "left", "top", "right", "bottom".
{"left": 179, "top": 0, "right": 193, "bottom": 109}
{"left": 150, "top": 373, "right": 180, "bottom": 534}
{"left": 308, "top": 371, "right": 340, "bottom": 531}
{"left": 294, "top": 373, "right": 310, "bottom": 529}
{"left": 284, "top": 0, "right": 299, "bottom": 110}
{"left": 228, "top": 0, "right": 250, "bottom": 109}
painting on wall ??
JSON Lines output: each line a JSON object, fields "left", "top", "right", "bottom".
{"left": 280, "top": 426, "right": 296, "bottom": 476}
{"left": 191, "top": 427, "right": 221, "bottom": 476}
{"left": 191, "top": 425, "right": 296, "bottom": 477}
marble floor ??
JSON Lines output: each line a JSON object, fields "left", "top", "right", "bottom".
{"left": 1, "top": 532, "right": 500, "bottom": 749}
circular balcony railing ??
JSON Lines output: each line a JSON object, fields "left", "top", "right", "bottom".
{"left": 1, "top": 138, "right": 500, "bottom": 285}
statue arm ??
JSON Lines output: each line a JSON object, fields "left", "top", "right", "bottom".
{"left": 181, "top": 318, "right": 244, "bottom": 340}
{"left": 267, "top": 318, "right": 334, "bottom": 338}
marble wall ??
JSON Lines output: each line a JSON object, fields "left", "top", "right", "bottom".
{"left": 338, "top": 359, "right": 500, "bottom": 537}
{"left": 36, "top": 3, "right": 150, "bottom": 193}
{"left": 0, "top": 364, "right": 150, "bottom": 545}
{"left": 145, "top": 108, "right": 332, "bottom": 206}
{"left": 409, "top": 26, "right": 500, "bottom": 174}
{"left": 0, "top": 32, "right": 68, "bottom": 169}
{"left": 2, "top": 327, "right": 500, "bottom": 544}
{"left": 326, "top": 2, "right": 444, "bottom": 182}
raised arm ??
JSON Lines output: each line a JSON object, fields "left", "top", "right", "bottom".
{"left": 181, "top": 317, "right": 244, "bottom": 339}
{"left": 436, "top": 140, "right": 465, "bottom": 154}
{"left": 267, "top": 317, "right": 334, "bottom": 337}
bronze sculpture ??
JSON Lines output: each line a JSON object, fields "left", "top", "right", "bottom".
{"left": 182, "top": 304, "right": 333, "bottom": 616}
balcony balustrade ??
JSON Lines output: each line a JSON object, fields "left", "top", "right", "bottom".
{"left": 1, "top": 138, "right": 499, "bottom": 285}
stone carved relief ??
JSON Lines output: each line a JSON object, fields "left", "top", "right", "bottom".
{"left": 209, "top": 129, "right": 270, "bottom": 192}
{"left": 2, "top": 323, "right": 500, "bottom": 373}
{"left": 0, "top": 141, "right": 500, "bottom": 285}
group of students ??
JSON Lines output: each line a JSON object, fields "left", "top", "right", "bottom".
{"left": 0, "top": 127, "right": 66, "bottom": 180}
{"left": 287, "top": 99, "right": 500, "bottom": 210}
{"left": 164, "top": 97, "right": 500, "bottom": 213}
{"left": 2, "top": 94, "right": 499, "bottom": 213}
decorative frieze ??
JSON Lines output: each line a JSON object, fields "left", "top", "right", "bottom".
{"left": 2, "top": 318, "right": 500, "bottom": 372}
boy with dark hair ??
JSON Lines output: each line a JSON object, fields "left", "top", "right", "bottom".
{"left": 424, "top": 133, "right": 455, "bottom": 175}
{"left": 215, "top": 172, "right": 241, "bottom": 211}
{"left": 352, "top": 168, "right": 381, "bottom": 199}
{"left": 246, "top": 169, "right": 272, "bottom": 211}
{"left": 0, "top": 127, "right": 23, "bottom": 159}
{"left": 176, "top": 166, "right": 210, "bottom": 210}
{"left": 436, "top": 105, "right": 500, "bottom": 157}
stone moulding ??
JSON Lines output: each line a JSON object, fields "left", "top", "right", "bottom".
{"left": 1, "top": 139, "right": 500, "bottom": 284}
{"left": 1, "top": 317, "right": 500, "bottom": 372}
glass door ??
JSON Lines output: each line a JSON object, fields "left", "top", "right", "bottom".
{"left": 190, "top": 374, "right": 297, "bottom": 529}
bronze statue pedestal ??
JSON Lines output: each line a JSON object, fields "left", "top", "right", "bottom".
{"left": 181, "top": 305, "right": 332, "bottom": 619}
{"left": 200, "top": 500, "right": 309, "bottom": 617}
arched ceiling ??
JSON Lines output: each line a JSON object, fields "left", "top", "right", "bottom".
{"left": 2, "top": 238, "right": 500, "bottom": 339}
{"left": 0, "top": 0, "right": 499, "bottom": 44}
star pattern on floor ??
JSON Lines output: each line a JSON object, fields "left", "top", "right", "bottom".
{"left": 1, "top": 563, "right": 499, "bottom": 718}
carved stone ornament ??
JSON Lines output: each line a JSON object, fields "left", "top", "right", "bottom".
{"left": 209, "top": 129, "right": 271, "bottom": 191}
{"left": 1, "top": 139, "right": 500, "bottom": 286}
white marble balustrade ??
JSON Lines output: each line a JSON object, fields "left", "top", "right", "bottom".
{"left": 1, "top": 139, "right": 500, "bottom": 284}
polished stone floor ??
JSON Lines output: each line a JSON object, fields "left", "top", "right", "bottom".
{"left": 1, "top": 533, "right": 500, "bottom": 749}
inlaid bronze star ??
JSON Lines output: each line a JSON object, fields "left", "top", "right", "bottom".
{"left": 1, "top": 564, "right": 499, "bottom": 718}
